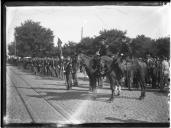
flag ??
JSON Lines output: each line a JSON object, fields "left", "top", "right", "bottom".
{"left": 57, "top": 37, "right": 63, "bottom": 59}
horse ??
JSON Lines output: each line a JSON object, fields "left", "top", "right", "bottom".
{"left": 100, "top": 56, "right": 123, "bottom": 101}
{"left": 100, "top": 55, "right": 148, "bottom": 100}
{"left": 77, "top": 53, "right": 99, "bottom": 93}
{"left": 114, "top": 56, "right": 147, "bottom": 99}
{"left": 77, "top": 53, "right": 122, "bottom": 101}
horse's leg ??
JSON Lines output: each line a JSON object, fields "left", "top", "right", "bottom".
{"left": 151, "top": 69, "right": 157, "bottom": 89}
{"left": 73, "top": 73, "right": 78, "bottom": 86}
{"left": 90, "top": 77, "right": 96, "bottom": 100}
{"left": 69, "top": 72, "right": 72, "bottom": 89}
{"left": 108, "top": 74, "right": 115, "bottom": 102}
{"left": 89, "top": 78, "right": 93, "bottom": 92}
{"left": 127, "top": 77, "right": 131, "bottom": 91}
{"left": 126, "top": 71, "right": 131, "bottom": 91}
{"left": 66, "top": 73, "right": 69, "bottom": 90}
{"left": 139, "top": 75, "right": 146, "bottom": 100}
{"left": 117, "top": 81, "right": 122, "bottom": 96}
{"left": 99, "top": 77, "right": 103, "bottom": 88}
{"left": 130, "top": 71, "right": 134, "bottom": 90}
{"left": 141, "top": 79, "right": 146, "bottom": 99}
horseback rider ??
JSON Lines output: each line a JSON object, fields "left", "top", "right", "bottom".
{"left": 92, "top": 39, "right": 106, "bottom": 75}
{"left": 99, "top": 39, "right": 109, "bottom": 56}
{"left": 118, "top": 36, "right": 133, "bottom": 61}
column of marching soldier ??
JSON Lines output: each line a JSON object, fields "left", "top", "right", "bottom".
{"left": 7, "top": 56, "right": 68, "bottom": 79}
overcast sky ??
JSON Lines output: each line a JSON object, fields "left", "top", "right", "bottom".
{"left": 6, "top": 4, "right": 170, "bottom": 46}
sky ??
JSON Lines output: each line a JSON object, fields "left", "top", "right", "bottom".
{"left": 6, "top": 4, "right": 170, "bottom": 47}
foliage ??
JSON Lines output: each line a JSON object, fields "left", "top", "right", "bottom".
{"left": 99, "top": 29, "right": 127, "bottom": 54}
{"left": 155, "top": 37, "right": 170, "bottom": 58}
{"left": 63, "top": 29, "right": 170, "bottom": 59}
{"left": 62, "top": 41, "right": 77, "bottom": 57}
{"left": 131, "top": 35, "right": 155, "bottom": 58}
{"left": 8, "top": 41, "right": 15, "bottom": 55}
{"left": 75, "top": 29, "right": 128, "bottom": 55}
{"left": 11, "top": 20, "right": 54, "bottom": 57}
{"left": 8, "top": 20, "right": 170, "bottom": 59}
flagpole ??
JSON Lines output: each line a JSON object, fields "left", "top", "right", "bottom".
{"left": 57, "top": 37, "right": 63, "bottom": 60}
{"left": 15, "top": 33, "right": 17, "bottom": 56}
{"left": 57, "top": 37, "right": 64, "bottom": 79}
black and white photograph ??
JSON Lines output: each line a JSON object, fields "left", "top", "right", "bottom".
{"left": 4, "top": 2, "right": 170, "bottom": 126}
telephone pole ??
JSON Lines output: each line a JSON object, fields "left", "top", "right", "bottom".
{"left": 81, "top": 26, "right": 83, "bottom": 41}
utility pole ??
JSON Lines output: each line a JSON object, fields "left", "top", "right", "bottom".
{"left": 81, "top": 26, "right": 83, "bottom": 41}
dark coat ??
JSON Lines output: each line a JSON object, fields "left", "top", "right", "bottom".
{"left": 99, "top": 44, "right": 107, "bottom": 56}
{"left": 99, "top": 44, "right": 112, "bottom": 56}
{"left": 119, "top": 43, "right": 132, "bottom": 57}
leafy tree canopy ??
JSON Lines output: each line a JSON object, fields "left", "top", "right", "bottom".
{"left": 13, "top": 20, "right": 54, "bottom": 57}
{"left": 8, "top": 20, "right": 170, "bottom": 59}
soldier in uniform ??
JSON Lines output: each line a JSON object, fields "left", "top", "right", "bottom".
{"left": 118, "top": 37, "right": 133, "bottom": 61}
{"left": 93, "top": 39, "right": 110, "bottom": 88}
{"left": 99, "top": 39, "right": 108, "bottom": 56}
{"left": 93, "top": 39, "right": 109, "bottom": 70}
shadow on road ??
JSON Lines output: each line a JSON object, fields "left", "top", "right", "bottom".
{"left": 95, "top": 94, "right": 140, "bottom": 101}
{"left": 16, "top": 86, "right": 89, "bottom": 92}
{"left": 78, "top": 77, "right": 89, "bottom": 81}
{"left": 35, "top": 76, "right": 62, "bottom": 80}
{"left": 105, "top": 117, "right": 149, "bottom": 123}
{"left": 152, "top": 91, "right": 169, "bottom": 97}
{"left": 26, "top": 87, "right": 142, "bottom": 102}
{"left": 27, "top": 91, "right": 90, "bottom": 101}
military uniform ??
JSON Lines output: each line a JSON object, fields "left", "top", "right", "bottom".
{"left": 99, "top": 44, "right": 107, "bottom": 56}
{"left": 119, "top": 42, "right": 132, "bottom": 60}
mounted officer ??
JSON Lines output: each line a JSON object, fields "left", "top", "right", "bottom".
{"left": 118, "top": 36, "right": 133, "bottom": 62}
{"left": 93, "top": 39, "right": 107, "bottom": 71}
{"left": 93, "top": 39, "right": 110, "bottom": 88}
{"left": 99, "top": 39, "right": 109, "bottom": 56}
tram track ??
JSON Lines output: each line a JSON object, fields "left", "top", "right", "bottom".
{"left": 7, "top": 73, "right": 35, "bottom": 123}
{"left": 8, "top": 67, "right": 75, "bottom": 124}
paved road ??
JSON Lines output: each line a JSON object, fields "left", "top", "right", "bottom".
{"left": 6, "top": 64, "right": 169, "bottom": 124}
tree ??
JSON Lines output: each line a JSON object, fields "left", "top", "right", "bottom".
{"left": 62, "top": 41, "right": 77, "bottom": 57}
{"left": 155, "top": 37, "right": 170, "bottom": 58}
{"left": 75, "top": 29, "right": 127, "bottom": 55}
{"left": 77, "top": 37, "right": 95, "bottom": 55}
{"left": 8, "top": 41, "right": 15, "bottom": 56}
{"left": 13, "top": 20, "right": 54, "bottom": 57}
{"left": 131, "top": 35, "right": 155, "bottom": 58}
